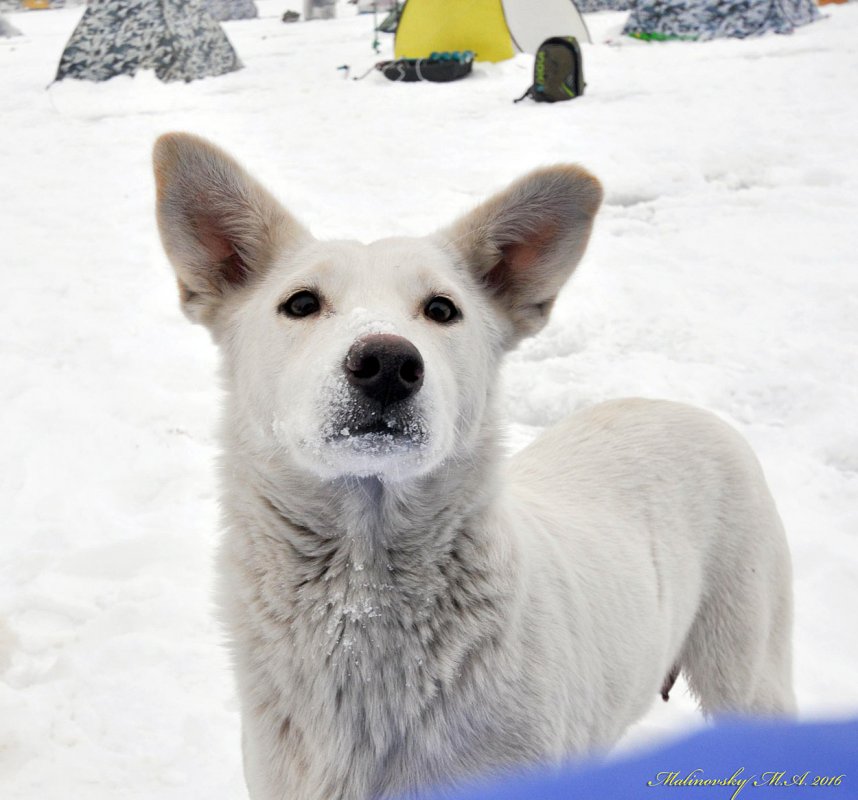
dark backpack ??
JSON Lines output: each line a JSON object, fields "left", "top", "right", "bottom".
{"left": 515, "top": 37, "right": 585, "bottom": 103}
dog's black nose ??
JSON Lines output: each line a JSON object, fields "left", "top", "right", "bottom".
{"left": 344, "top": 334, "right": 424, "bottom": 406}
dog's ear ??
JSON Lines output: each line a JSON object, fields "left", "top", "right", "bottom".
{"left": 153, "top": 132, "right": 312, "bottom": 326}
{"left": 440, "top": 165, "right": 602, "bottom": 343}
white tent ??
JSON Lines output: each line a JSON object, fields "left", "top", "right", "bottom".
{"left": 503, "top": 0, "right": 591, "bottom": 52}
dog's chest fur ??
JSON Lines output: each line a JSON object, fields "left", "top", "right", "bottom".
{"left": 218, "top": 444, "right": 551, "bottom": 797}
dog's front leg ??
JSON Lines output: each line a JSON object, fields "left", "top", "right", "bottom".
{"left": 240, "top": 706, "right": 321, "bottom": 800}
{"left": 241, "top": 703, "right": 372, "bottom": 800}
{"left": 241, "top": 713, "right": 292, "bottom": 800}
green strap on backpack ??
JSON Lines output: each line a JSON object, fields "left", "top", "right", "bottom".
{"left": 515, "top": 36, "right": 586, "bottom": 103}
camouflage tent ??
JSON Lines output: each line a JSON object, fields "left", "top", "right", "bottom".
{"left": 55, "top": 0, "right": 242, "bottom": 83}
{"left": 575, "top": 0, "right": 629, "bottom": 11}
{"left": 206, "top": 0, "right": 258, "bottom": 21}
{"left": 623, "top": 0, "right": 820, "bottom": 40}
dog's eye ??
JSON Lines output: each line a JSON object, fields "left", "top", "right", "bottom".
{"left": 424, "top": 296, "right": 460, "bottom": 324}
{"left": 279, "top": 291, "right": 320, "bottom": 318}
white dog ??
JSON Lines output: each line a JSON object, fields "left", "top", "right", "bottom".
{"left": 153, "top": 133, "right": 795, "bottom": 800}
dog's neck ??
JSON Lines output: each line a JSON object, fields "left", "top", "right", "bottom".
{"left": 220, "top": 413, "right": 503, "bottom": 591}
{"left": 219, "top": 408, "right": 515, "bottom": 791}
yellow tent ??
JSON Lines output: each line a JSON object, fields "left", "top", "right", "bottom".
{"left": 396, "top": 0, "right": 514, "bottom": 63}
{"left": 394, "top": 0, "right": 590, "bottom": 64}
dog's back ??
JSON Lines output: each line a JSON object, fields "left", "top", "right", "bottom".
{"left": 510, "top": 398, "right": 794, "bottom": 721}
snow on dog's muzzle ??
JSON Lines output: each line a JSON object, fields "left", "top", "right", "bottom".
{"left": 323, "top": 334, "right": 429, "bottom": 450}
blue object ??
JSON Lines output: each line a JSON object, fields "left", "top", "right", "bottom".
{"left": 411, "top": 718, "right": 858, "bottom": 800}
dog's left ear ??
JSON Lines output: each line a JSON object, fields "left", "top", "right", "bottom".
{"left": 440, "top": 165, "right": 602, "bottom": 343}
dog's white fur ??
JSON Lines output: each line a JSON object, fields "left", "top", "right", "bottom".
{"left": 154, "top": 133, "right": 795, "bottom": 800}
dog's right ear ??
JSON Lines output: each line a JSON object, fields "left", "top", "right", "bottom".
{"left": 153, "top": 132, "right": 312, "bottom": 326}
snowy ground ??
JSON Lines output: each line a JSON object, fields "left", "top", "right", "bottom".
{"left": 1, "top": 2, "right": 857, "bottom": 798}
